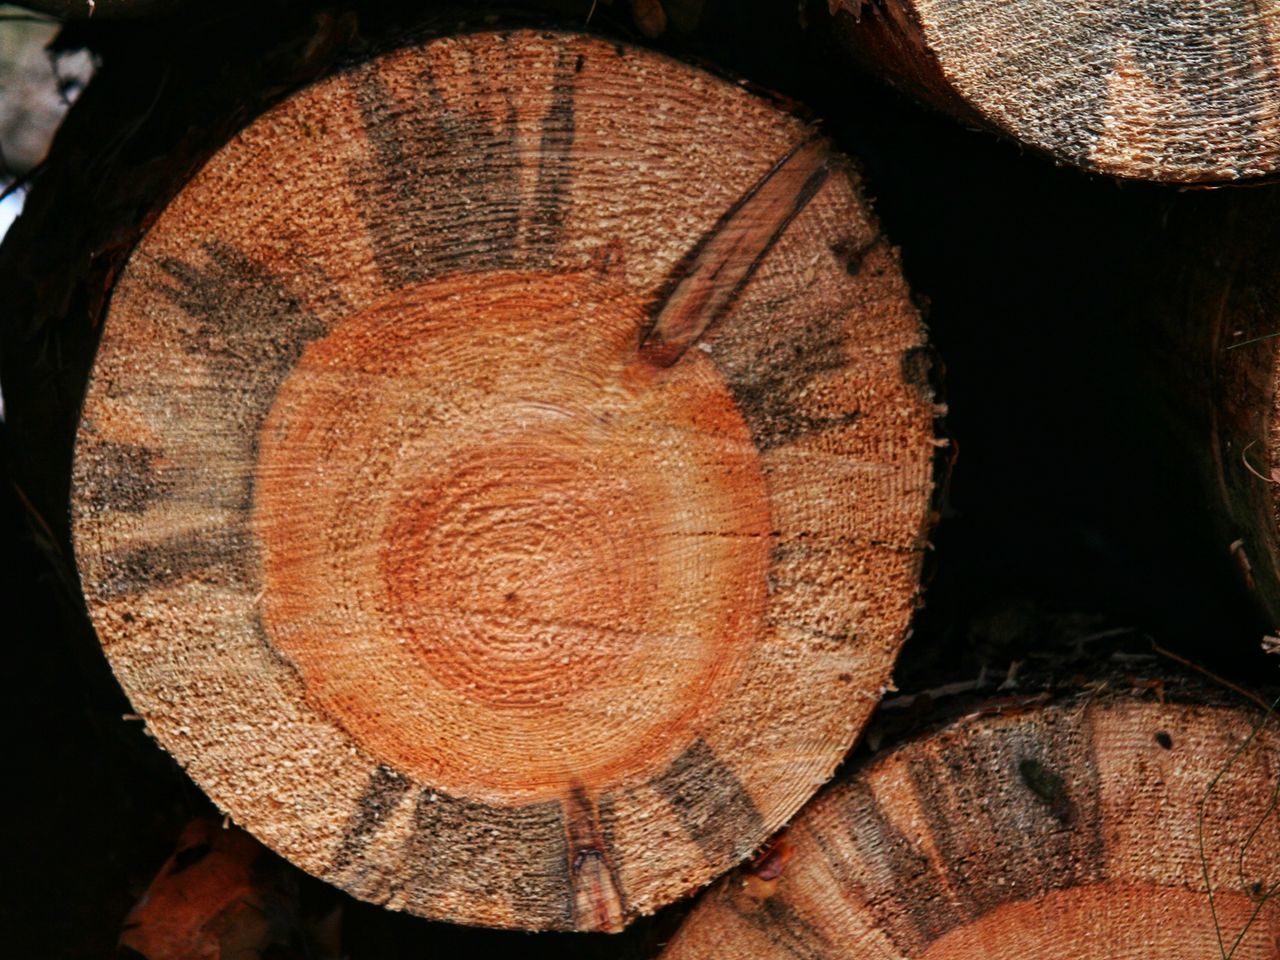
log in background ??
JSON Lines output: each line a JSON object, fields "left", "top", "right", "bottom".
{"left": 0, "top": 0, "right": 1278, "bottom": 956}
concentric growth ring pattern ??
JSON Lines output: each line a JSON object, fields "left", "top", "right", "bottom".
{"left": 70, "top": 31, "right": 936, "bottom": 931}
{"left": 254, "top": 272, "right": 771, "bottom": 799}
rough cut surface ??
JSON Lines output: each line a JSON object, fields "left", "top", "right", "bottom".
{"left": 830, "top": 0, "right": 1280, "bottom": 182}
{"left": 663, "top": 695, "right": 1280, "bottom": 958}
{"left": 70, "top": 31, "right": 937, "bottom": 931}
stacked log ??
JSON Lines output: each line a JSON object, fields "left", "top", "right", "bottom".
{"left": 826, "top": 0, "right": 1280, "bottom": 182}
{"left": 4, "top": 1, "right": 1277, "bottom": 952}
{"left": 663, "top": 693, "right": 1280, "bottom": 959}
{"left": 67, "top": 30, "right": 938, "bottom": 932}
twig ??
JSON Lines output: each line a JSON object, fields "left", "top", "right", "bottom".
{"left": 1226, "top": 331, "right": 1280, "bottom": 351}
{"left": 1197, "top": 694, "right": 1279, "bottom": 960}
{"left": 1150, "top": 640, "right": 1272, "bottom": 712}
{"left": 1234, "top": 763, "right": 1278, "bottom": 900}
{"left": 1073, "top": 626, "right": 1140, "bottom": 646}
{"left": 1240, "top": 440, "right": 1278, "bottom": 484}
{"left": 877, "top": 677, "right": 983, "bottom": 711}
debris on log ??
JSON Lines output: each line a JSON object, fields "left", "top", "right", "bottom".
{"left": 70, "top": 30, "right": 938, "bottom": 931}
{"left": 663, "top": 692, "right": 1280, "bottom": 958}
{"left": 826, "top": 0, "right": 1280, "bottom": 182}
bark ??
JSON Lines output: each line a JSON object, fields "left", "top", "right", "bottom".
{"left": 1137, "top": 190, "right": 1280, "bottom": 633}
{"left": 663, "top": 688, "right": 1280, "bottom": 959}
{"left": 1201, "top": 197, "right": 1280, "bottom": 631}
{"left": 66, "top": 29, "right": 938, "bottom": 932}
{"left": 825, "top": 0, "right": 1280, "bottom": 183}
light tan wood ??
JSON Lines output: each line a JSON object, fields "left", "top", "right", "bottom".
{"left": 70, "top": 30, "right": 937, "bottom": 931}
{"left": 664, "top": 695, "right": 1280, "bottom": 958}
{"left": 830, "top": 0, "right": 1280, "bottom": 182}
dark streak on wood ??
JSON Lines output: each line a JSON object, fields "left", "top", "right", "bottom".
{"left": 92, "top": 526, "right": 253, "bottom": 600}
{"left": 723, "top": 310, "right": 862, "bottom": 452}
{"left": 718, "top": 880, "right": 833, "bottom": 960}
{"left": 640, "top": 138, "right": 829, "bottom": 368}
{"left": 985, "top": 14, "right": 1110, "bottom": 168}
{"left": 329, "top": 764, "right": 412, "bottom": 875}
{"left": 809, "top": 778, "right": 963, "bottom": 953}
{"left": 753, "top": 893, "right": 833, "bottom": 960}
{"left": 154, "top": 241, "right": 326, "bottom": 390}
{"left": 76, "top": 434, "right": 166, "bottom": 515}
{"left": 151, "top": 240, "right": 327, "bottom": 491}
{"left": 903, "top": 716, "right": 1106, "bottom": 922}
{"left": 1111, "top": 0, "right": 1277, "bottom": 172}
{"left": 838, "top": 0, "right": 1280, "bottom": 178}
{"left": 401, "top": 788, "right": 572, "bottom": 928}
{"left": 527, "top": 48, "right": 577, "bottom": 255}
{"left": 350, "top": 49, "right": 523, "bottom": 286}
{"left": 112, "top": 241, "right": 328, "bottom": 611}
{"left": 650, "top": 738, "right": 764, "bottom": 865}
{"left": 830, "top": 235, "right": 883, "bottom": 277}
{"left": 900, "top": 344, "right": 936, "bottom": 398}
{"left": 1076, "top": 706, "right": 1110, "bottom": 873}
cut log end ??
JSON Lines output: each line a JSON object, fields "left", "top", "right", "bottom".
{"left": 662, "top": 694, "right": 1280, "bottom": 958}
{"left": 254, "top": 269, "right": 774, "bottom": 799}
{"left": 832, "top": 0, "right": 1280, "bottom": 183}
{"left": 71, "top": 30, "right": 936, "bottom": 931}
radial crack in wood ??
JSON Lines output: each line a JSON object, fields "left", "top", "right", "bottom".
{"left": 662, "top": 694, "right": 1280, "bottom": 958}
{"left": 70, "top": 30, "right": 937, "bottom": 931}
{"left": 829, "top": 0, "right": 1280, "bottom": 183}
{"left": 640, "top": 136, "right": 830, "bottom": 367}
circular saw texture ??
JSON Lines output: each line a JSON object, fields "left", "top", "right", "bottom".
{"left": 71, "top": 30, "right": 937, "bottom": 931}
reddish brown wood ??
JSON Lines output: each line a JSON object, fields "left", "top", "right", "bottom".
{"left": 70, "top": 30, "right": 938, "bottom": 931}
{"left": 664, "top": 693, "right": 1280, "bottom": 959}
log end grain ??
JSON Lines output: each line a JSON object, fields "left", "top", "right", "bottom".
{"left": 662, "top": 694, "right": 1280, "bottom": 958}
{"left": 71, "top": 30, "right": 938, "bottom": 930}
{"left": 831, "top": 0, "right": 1280, "bottom": 183}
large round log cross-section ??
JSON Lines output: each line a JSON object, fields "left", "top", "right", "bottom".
{"left": 663, "top": 695, "right": 1280, "bottom": 958}
{"left": 70, "top": 31, "right": 937, "bottom": 931}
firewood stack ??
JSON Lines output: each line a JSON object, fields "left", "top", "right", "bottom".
{"left": 1, "top": 1, "right": 1277, "bottom": 956}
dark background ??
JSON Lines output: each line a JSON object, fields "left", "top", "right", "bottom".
{"left": 1, "top": 0, "right": 1277, "bottom": 955}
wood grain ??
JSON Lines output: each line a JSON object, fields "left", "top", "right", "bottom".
{"left": 830, "top": 0, "right": 1280, "bottom": 182}
{"left": 71, "top": 30, "right": 937, "bottom": 931}
{"left": 663, "top": 695, "right": 1280, "bottom": 958}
